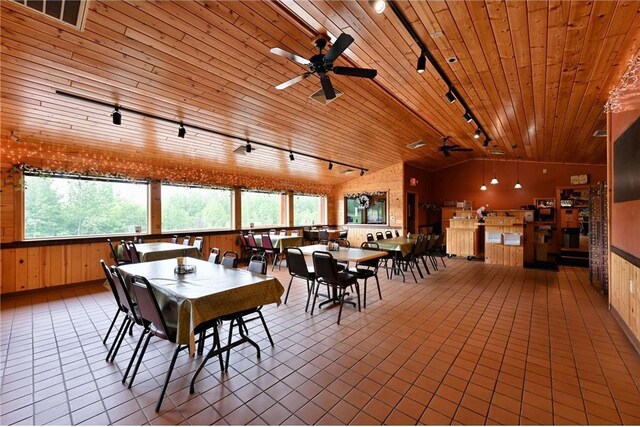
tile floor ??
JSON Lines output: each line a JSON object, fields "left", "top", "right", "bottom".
{"left": 1, "top": 258, "right": 639, "bottom": 425}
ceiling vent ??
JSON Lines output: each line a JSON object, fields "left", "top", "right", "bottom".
{"left": 407, "top": 140, "right": 427, "bottom": 149}
{"left": 309, "top": 88, "right": 343, "bottom": 105}
{"left": 446, "top": 56, "right": 458, "bottom": 64}
{"left": 10, "top": 0, "right": 88, "bottom": 30}
{"left": 340, "top": 169, "right": 354, "bottom": 175}
{"left": 593, "top": 129, "right": 607, "bottom": 137}
{"left": 488, "top": 149, "right": 505, "bottom": 156}
{"left": 430, "top": 31, "right": 444, "bottom": 38}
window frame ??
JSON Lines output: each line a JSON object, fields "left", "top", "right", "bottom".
{"left": 343, "top": 192, "right": 388, "bottom": 225}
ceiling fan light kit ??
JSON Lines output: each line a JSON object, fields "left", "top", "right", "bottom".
{"left": 369, "top": 0, "right": 386, "bottom": 14}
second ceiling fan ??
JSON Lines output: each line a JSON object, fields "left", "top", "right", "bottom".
{"left": 270, "top": 33, "right": 377, "bottom": 101}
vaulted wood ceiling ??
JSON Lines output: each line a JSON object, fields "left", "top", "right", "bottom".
{"left": 1, "top": 1, "right": 639, "bottom": 185}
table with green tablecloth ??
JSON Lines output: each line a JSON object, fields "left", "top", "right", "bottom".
{"left": 375, "top": 237, "right": 417, "bottom": 257}
{"left": 132, "top": 242, "right": 202, "bottom": 262}
{"left": 255, "top": 234, "right": 303, "bottom": 251}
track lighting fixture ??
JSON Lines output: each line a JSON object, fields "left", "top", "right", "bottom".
{"left": 463, "top": 111, "right": 473, "bottom": 123}
{"left": 514, "top": 156, "right": 522, "bottom": 189}
{"left": 474, "top": 128, "right": 482, "bottom": 139}
{"left": 369, "top": 0, "right": 386, "bottom": 14}
{"left": 417, "top": 52, "right": 426, "bottom": 73}
{"left": 444, "top": 89, "right": 456, "bottom": 103}
{"left": 55, "top": 90, "right": 369, "bottom": 175}
{"left": 360, "top": 169, "right": 365, "bottom": 176}
{"left": 490, "top": 159, "right": 499, "bottom": 185}
{"left": 483, "top": 136, "right": 491, "bottom": 148}
{"left": 111, "top": 107, "right": 121, "bottom": 125}
{"left": 480, "top": 156, "right": 487, "bottom": 191}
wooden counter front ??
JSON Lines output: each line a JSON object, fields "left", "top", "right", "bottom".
{"left": 446, "top": 218, "right": 483, "bottom": 259}
{"left": 484, "top": 216, "right": 524, "bottom": 267}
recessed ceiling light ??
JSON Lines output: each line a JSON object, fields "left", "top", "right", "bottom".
{"left": 446, "top": 56, "right": 458, "bottom": 63}
{"left": 488, "top": 149, "right": 505, "bottom": 156}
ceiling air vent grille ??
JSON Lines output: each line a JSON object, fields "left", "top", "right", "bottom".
{"left": 10, "top": 0, "right": 88, "bottom": 30}
{"left": 407, "top": 140, "right": 427, "bottom": 149}
{"left": 593, "top": 129, "right": 607, "bottom": 137}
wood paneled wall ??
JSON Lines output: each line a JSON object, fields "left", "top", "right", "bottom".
{"left": 610, "top": 253, "right": 640, "bottom": 350}
{"left": 484, "top": 217, "right": 524, "bottom": 267}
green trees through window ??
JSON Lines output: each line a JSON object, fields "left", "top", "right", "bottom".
{"left": 24, "top": 175, "right": 148, "bottom": 238}
{"left": 241, "top": 191, "right": 285, "bottom": 228}
{"left": 293, "top": 195, "right": 325, "bottom": 225}
{"left": 161, "top": 185, "right": 232, "bottom": 231}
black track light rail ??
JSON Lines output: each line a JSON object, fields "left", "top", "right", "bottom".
{"left": 56, "top": 90, "right": 368, "bottom": 172}
{"left": 387, "top": 0, "right": 491, "bottom": 145}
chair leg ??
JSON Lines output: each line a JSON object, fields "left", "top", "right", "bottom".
{"left": 363, "top": 277, "right": 368, "bottom": 309}
{"left": 440, "top": 256, "right": 446, "bottom": 268}
{"left": 305, "top": 279, "right": 314, "bottom": 313}
{"left": 414, "top": 259, "right": 424, "bottom": 279}
{"left": 103, "top": 309, "right": 120, "bottom": 345}
{"left": 225, "top": 318, "right": 235, "bottom": 372}
{"left": 128, "top": 332, "right": 153, "bottom": 388}
{"left": 237, "top": 318, "right": 261, "bottom": 357}
{"left": 310, "top": 281, "right": 320, "bottom": 315}
{"left": 129, "top": 321, "right": 134, "bottom": 336}
{"left": 375, "top": 274, "right": 382, "bottom": 301}
{"left": 108, "top": 317, "right": 131, "bottom": 363}
{"left": 257, "top": 310, "right": 274, "bottom": 346}
{"left": 355, "top": 283, "right": 361, "bottom": 312}
{"left": 155, "top": 344, "right": 187, "bottom": 413}
{"left": 409, "top": 264, "right": 418, "bottom": 283}
{"left": 122, "top": 329, "right": 148, "bottom": 384}
{"left": 106, "top": 316, "right": 128, "bottom": 361}
{"left": 284, "top": 276, "right": 294, "bottom": 304}
{"left": 421, "top": 256, "right": 431, "bottom": 275}
{"left": 337, "top": 288, "right": 345, "bottom": 325}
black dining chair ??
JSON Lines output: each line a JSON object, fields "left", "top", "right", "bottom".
{"left": 318, "top": 229, "right": 330, "bottom": 244}
{"left": 397, "top": 234, "right": 424, "bottom": 283}
{"left": 366, "top": 233, "right": 375, "bottom": 242}
{"left": 311, "top": 251, "right": 361, "bottom": 325}
{"left": 395, "top": 229, "right": 400, "bottom": 237}
{"left": 182, "top": 235, "right": 191, "bottom": 246}
{"left": 120, "top": 240, "right": 131, "bottom": 263}
{"left": 350, "top": 242, "right": 383, "bottom": 308}
{"left": 284, "top": 248, "right": 315, "bottom": 312}
{"left": 385, "top": 230, "right": 393, "bottom": 239}
{"left": 339, "top": 228, "right": 348, "bottom": 239}
{"left": 375, "top": 232, "right": 384, "bottom": 240}
{"left": 100, "top": 260, "right": 129, "bottom": 346}
{"left": 221, "top": 250, "right": 239, "bottom": 268}
{"left": 208, "top": 247, "right": 220, "bottom": 264}
{"left": 107, "top": 239, "right": 130, "bottom": 266}
{"left": 126, "top": 241, "right": 141, "bottom": 264}
{"left": 192, "top": 236, "right": 203, "bottom": 252}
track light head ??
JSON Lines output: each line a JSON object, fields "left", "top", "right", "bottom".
{"left": 417, "top": 53, "right": 426, "bottom": 73}
{"left": 328, "top": 162, "right": 333, "bottom": 170}
{"left": 474, "top": 128, "right": 481, "bottom": 139}
{"left": 289, "top": 151, "right": 295, "bottom": 161}
{"left": 463, "top": 111, "right": 473, "bottom": 123}
{"left": 369, "top": 0, "right": 386, "bottom": 14}
{"left": 483, "top": 136, "right": 491, "bottom": 148}
{"left": 245, "top": 141, "right": 252, "bottom": 153}
{"left": 360, "top": 169, "right": 365, "bottom": 176}
{"left": 111, "top": 107, "right": 121, "bottom": 125}
{"left": 178, "top": 123, "right": 186, "bottom": 138}
{"left": 444, "top": 89, "right": 456, "bottom": 103}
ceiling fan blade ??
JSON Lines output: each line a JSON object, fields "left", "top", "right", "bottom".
{"left": 333, "top": 66, "right": 377, "bottom": 78}
{"left": 323, "top": 33, "right": 354, "bottom": 63}
{"left": 270, "top": 47, "right": 310, "bottom": 66}
{"left": 275, "top": 73, "right": 312, "bottom": 90}
{"left": 449, "top": 147, "right": 474, "bottom": 152}
{"left": 319, "top": 73, "right": 336, "bottom": 100}
{"left": 443, "top": 150, "right": 451, "bottom": 157}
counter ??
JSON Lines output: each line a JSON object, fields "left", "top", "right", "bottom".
{"left": 446, "top": 218, "right": 484, "bottom": 259}
{"left": 484, "top": 217, "right": 524, "bottom": 267}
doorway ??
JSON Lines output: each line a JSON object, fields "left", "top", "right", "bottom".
{"left": 407, "top": 192, "right": 417, "bottom": 234}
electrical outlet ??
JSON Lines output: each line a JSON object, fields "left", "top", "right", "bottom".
{"left": 543, "top": 168, "right": 547, "bottom": 174}
{"left": 390, "top": 215, "right": 395, "bottom": 221}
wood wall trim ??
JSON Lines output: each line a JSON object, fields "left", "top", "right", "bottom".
{"left": 611, "top": 245, "right": 640, "bottom": 270}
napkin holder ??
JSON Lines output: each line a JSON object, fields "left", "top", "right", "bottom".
{"left": 174, "top": 264, "right": 196, "bottom": 275}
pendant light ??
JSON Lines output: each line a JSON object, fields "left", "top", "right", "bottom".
{"left": 480, "top": 156, "right": 487, "bottom": 191}
{"left": 514, "top": 156, "right": 522, "bottom": 189}
{"left": 490, "top": 159, "right": 499, "bottom": 185}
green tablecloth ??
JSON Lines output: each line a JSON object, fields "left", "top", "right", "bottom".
{"left": 118, "top": 242, "right": 202, "bottom": 262}
{"left": 255, "top": 235, "right": 303, "bottom": 251}
{"left": 375, "top": 237, "right": 417, "bottom": 257}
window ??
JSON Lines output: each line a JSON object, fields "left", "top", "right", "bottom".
{"left": 344, "top": 193, "right": 387, "bottom": 225}
{"left": 241, "top": 191, "right": 286, "bottom": 228}
{"left": 161, "top": 185, "right": 232, "bottom": 232}
{"left": 294, "top": 194, "right": 326, "bottom": 226}
{"left": 24, "top": 174, "right": 148, "bottom": 238}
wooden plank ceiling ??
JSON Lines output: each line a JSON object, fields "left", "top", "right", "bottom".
{"left": 1, "top": 1, "right": 639, "bottom": 185}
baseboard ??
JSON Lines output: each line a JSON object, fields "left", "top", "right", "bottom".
{"left": 610, "top": 305, "right": 640, "bottom": 356}
{"left": 2, "top": 279, "right": 104, "bottom": 298}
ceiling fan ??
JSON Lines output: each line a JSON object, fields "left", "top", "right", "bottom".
{"left": 270, "top": 33, "right": 377, "bottom": 101}
{"left": 438, "top": 136, "right": 473, "bottom": 157}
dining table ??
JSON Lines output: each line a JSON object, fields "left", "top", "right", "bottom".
{"left": 306, "top": 229, "right": 343, "bottom": 241}
{"left": 125, "top": 242, "right": 202, "bottom": 262}
{"left": 255, "top": 234, "right": 304, "bottom": 251}
{"left": 374, "top": 237, "right": 417, "bottom": 257}
{"left": 117, "top": 257, "right": 284, "bottom": 355}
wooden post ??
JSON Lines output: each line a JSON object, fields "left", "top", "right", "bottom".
{"left": 233, "top": 188, "right": 242, "bottom": 230}
{"left": 149, "top": 180, "right": 162, "bottom": 234}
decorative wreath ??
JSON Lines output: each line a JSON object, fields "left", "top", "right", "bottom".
{"left": 357, "top": 195, "right": 370, "bottom": 209}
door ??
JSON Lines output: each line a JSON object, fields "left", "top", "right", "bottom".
{"left": 407, "top": 192, "right": 417, "bottom": 234}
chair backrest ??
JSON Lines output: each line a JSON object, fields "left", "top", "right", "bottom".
{"left": 127, "top": 241, "right": 141, "bottom": 263}
{"left": 291, "top": 230, "right": 299, "bottom": 237}
{"left": 409, "top": 235, "right": 424, "bottom": 259}
{"left": 339, "top": 229, "right": 348, "bottom": 239}
{"left": 312, "top": 251, "right": 340, "bottom": 285}
{"left": 359, "top": 242, "right": 381, "bottom": 269}
{"left": 318, "top": 229, "right": 329, "bottom": 241}
{"left": 303, "top": 230, "right": 312, "bottom": 241}
{"left": 182, "top": 235, "right": 191, "bottom": 246}
{"left": 261, "top": 234, "right": 275, "bottom": 250}
{"left": 395, "top": 229, "right": 400, "bottom": 237}
{"left": 247, "top": 233, "right": 258, "bottom": 248}
{"left": 279, "top": 230, "right": 287, "bottom": 236}
{"left": 238, "top": 233, "right": 247, "bottom": 248}
{"left": 130, "top": 276, "right": 174, "bottom": 342}
{"left": 269, "top": 229, "right": 276, "bottom": 235}
{"left": 221, "top": 251, "right": 239, "bottom": 268}
{"left": 366, "top": 233, "right": 375, "bottom": 242}
{"left": 111, "top": 267, "right": 143, "bottom": 323}
{"left": 285, "top": 248, "right": 311, "bottom": 279}
{"left": 192, "top": 236, "right": 203, "bottom": 252}
{"left": 100, "top": 260, "right": 124, "bottom": 310}
{"left": 426, "top": 234, "right": 439, "bottom": 250}
{"left": 107, "top": 239, "right": 120, "bottom": 263}
{"left": 171, "top": 235, "right": 178, "bottom": 244}
{"left": 375, "top": 232, "right": 384, "bottom": 240}
{"left": 120, "top": 240, "right": 131, "bottom": 262}
{"left": 208, "top": 247, "right": 220, "bottom": 264}
{"left": 336, "top": 238, "right": 350, "bottom": 248}
{"left": 247, "top": 254, "right": 267, "bottom": 275}
{"left": 385, "top": 231, "right": 393, "bottom": 239}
